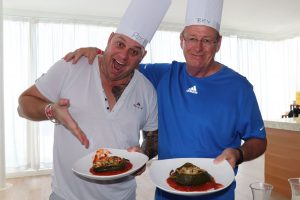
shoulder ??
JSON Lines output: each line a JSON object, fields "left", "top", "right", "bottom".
{"left": 221, "top": 66, "right": 253, "bottom": 89}
{"left": 139, "top": 61, "right": 185, "bottom": 78}
{"left": 54, "top": 57, "right": 96, "bottom": 76}
{"left": 135, "top": 70, "right": 155, "bottom": 89}
{"left": 36, "top": 57, "right": 94, "bottom": 87}
{"left": 140, "top": 60, "right": 183, "bottom": 70}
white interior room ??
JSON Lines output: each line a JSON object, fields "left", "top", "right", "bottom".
{"left": 1, "top": 0, "right": 300, "bottom": 199}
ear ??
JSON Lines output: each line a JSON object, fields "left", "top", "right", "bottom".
{"left": 141, "top": 50, "right": 147, "bottom": 60}
{"left": 180, "top": 32, "right": 184, "bottom": 50}
{"left": 107, "top": 32, "right": 115, "bottom": 44}
{"left": 215, "top": 35, "right": 222, "bottom": 52}
{"left": 137, "top": 50, "right": 147, "bottom": 64}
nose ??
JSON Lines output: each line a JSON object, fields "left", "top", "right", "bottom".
{"left": 118, "top": 49, "right": 130, "bottom": 61}
{"left": 194, "top": 41, "right": 204, "bottom": 51}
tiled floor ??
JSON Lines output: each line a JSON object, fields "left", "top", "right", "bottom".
{"left": 0, "top": 155, "right": 290, "bottom": 200}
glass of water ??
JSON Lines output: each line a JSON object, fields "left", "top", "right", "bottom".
{"left": 288, "top": 178, "right": 300, "bottom": 200}
{"left": 250, "top": 182, "right": 273, "bottom": 200}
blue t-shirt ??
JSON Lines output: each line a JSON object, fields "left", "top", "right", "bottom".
{"left": 139, "top": 61, "right": 266, "bottom": 200}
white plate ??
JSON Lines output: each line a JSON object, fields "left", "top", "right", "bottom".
{"left": 149, "top": 158, "right": 234, "bottom": 196}
{"left": 72, "top": 148, "right": 149, "bottom": 180}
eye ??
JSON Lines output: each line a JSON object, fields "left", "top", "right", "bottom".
{"left": 115, "top": 41, "right": 125, "bottom": 48}
{"left": 202, "top": 38, "right": 211, "bottom": 44}
{"left": 129, "top": 48, "right": 142, "bottom": 57}
{"left": 189, "top": 37, "right": 198, "bottom": 43}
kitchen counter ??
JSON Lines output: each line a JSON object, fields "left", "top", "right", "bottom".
{"left": 264, "top": 117, "right": 300, "bottom": 131}
{"left": 263, "top": 118, "right": 300, "bottom": 199}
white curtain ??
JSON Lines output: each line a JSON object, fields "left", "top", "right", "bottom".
{"left": 2, "top": 17, "right": 300, "bottom": 176}
{"left": 217, "top": 36, "right": 300, "bottom": 118}
{"left": 4, "top": 19, "right": 30, "bottom": 173}
{"left": 3, "top": 18, "right": 116, "bottom": 176}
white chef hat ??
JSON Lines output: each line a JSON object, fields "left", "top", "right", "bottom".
{"left": 116, "top": 0, "right": 171, "bottom": 47}
{"left": 185, "top": 0, "right": 224, "bottom": 31}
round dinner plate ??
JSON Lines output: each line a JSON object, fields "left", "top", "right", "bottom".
{"left": 72, "top": 148, "right": 149, "bottom": 180}
{"left": 149, "top": 158, "right": 235, "bottom": 196}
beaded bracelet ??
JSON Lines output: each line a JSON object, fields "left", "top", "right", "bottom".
{"left": 44, "top": 103, "right": 60, "bottom": 124}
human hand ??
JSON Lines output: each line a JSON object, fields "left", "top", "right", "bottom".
{"left": 63, "top": 47, "right": 101, "bottom": 65}
{"left": 213, "top": 148, "right": 240, "bottom": 168}
{"left": 127, "top": 146, "right": 147, "bottom": 176}
{"left": 52, "top": 98, "right": 89, "bottom": 148}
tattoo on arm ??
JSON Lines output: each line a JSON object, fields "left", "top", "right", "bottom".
{"left": 141, "top": 130, "right": 158, "bottom": 159}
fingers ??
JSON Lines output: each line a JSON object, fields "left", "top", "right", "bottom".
{"left": 67, "top": 119, "right": 90, "bottom": 149}
{"left": 57, "top": 98, "right": 70, "bottom": 107}
{"left": 213, "top": 148, "right": 237, "bottom": 168}
{"left": 213, "top": 154, "right": 225, "bottom": 164}
{"left": 127, "top": 146, "right": 144, "bottom": 154}
{"left": 77, "top": 129, "right": 90, "bottom": 149}
{"left": 63, "top": 47, "right": 99, "bottom": 65}
{"left": 87, "top": 48, "right": 99, "bottom": 64}
{"left": 63, "top": 49, "right": 84, "bottom": 64}
{"left": 63, "top": 52, "right": 75, "bottom": 62}
{"left": 88, "top": 56, "right": 96, "bottom": 65}
{"left": 54, "top": 99, "right": 89, "bottom": 148}
{"left": 73, "top": 51, "right": 83, "bottom": 64}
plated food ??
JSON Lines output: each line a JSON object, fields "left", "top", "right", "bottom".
{"left": 149, "top": 158, "right": 234, "bottom": 196}
{"left": 72, "top": 148, "right": 149, "bottom": 181}
{"left": 167, "top": 162, "right": 223, "bottom": 192}
{"left": 90, "top": 148, "right": 133, "bottom": 176}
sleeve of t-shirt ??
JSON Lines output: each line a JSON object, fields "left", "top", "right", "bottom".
{"left": 237, "top": 82, "right": 266, "bottom": 140}
{"left": 35, "top": 59, "right": 70, "bottom": 102}
{"left": 141, "top": 76, "right": 158, "bottom": 132}
{"left": 143, "top": 88, "right": 158, "bottom": 132}
{"left": 139, "top": 63, "right": 171, "bottom": 89}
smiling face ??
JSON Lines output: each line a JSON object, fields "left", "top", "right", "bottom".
{"left": 101, "top": 32, "right": 147, "bottom": 83}
{"left": 180, "top": 25, "right": 222, "bottom": 77}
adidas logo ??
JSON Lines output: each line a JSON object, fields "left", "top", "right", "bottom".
{"left": 186, "top": 86, "right": 198, "bottom": 94}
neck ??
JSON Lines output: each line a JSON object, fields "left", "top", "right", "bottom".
{"left": 187, "top": 61, "right": 221, "bottom": 78}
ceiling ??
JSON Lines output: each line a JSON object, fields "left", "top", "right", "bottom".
{"left": 3, "top": 0, "right": 300, "bottom": 40}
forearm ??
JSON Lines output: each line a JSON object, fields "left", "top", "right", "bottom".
{"left": 18, "top": 96, "right": 49, "bottom": 121}
{"left": 141, "top": 130, "right": 158, "bottom": 159}
{"left": 240, "top": 138, "right": 267, "bottom": 162}
{"left": 17, "top": 86, "right": 50, "bottom": 121}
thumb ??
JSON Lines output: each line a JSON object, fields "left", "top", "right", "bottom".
{"left": 57, "top": 98, "right": 70, "bottom": 107}
{"left": 213, "top": 154, "right": 225, "bottom": 165}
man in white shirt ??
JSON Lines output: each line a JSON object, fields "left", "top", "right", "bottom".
{"left": 17, "top": 0, "right": 171, "bottom": 199}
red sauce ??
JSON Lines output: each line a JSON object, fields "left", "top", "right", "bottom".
{"left": 166, "top": 177, "right": 223, "bottom": 192}
{"left": 89, "top": 162, "right": 133, "bottom": 176}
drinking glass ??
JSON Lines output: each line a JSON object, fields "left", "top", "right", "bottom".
{"left": 288, "top": 178, "right": 300, "bottom": 200}
{"left": 250, "top": 182, "right": 273, "bottom": 200}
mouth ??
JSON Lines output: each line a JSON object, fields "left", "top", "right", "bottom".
{"left": 191, "top": 52, "right": 204, "bottom": 56}
{"left": 112, "top": 58, "right": 125, "bottom": 72}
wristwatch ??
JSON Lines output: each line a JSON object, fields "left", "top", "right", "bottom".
{"left": 235, "top": 147, "right": 244, "bottom": 166}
